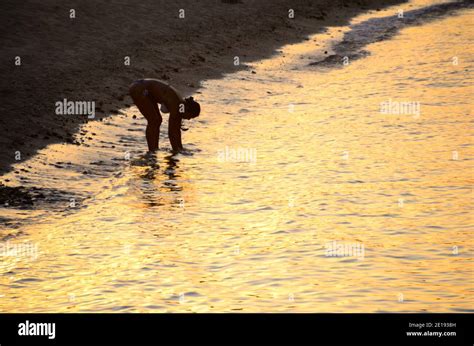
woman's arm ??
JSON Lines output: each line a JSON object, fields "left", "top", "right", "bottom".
{"left": 168, "top": 110, "right": 183, "bottom": 152}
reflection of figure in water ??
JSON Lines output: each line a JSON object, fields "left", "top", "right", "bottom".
{"left": 139, "top": 154, "right": 180, "bottom": 186}
{"left": 129, "top": 79, "right": 201, "bottom": 152}
{"left": 139, "top": 155, "right": 160, "bottom": 181}
{"left": 163, "top": 154, "right": 181, "bottom": 191}
{"left": 136, "top": 154, "right": 182, "bottom": 207}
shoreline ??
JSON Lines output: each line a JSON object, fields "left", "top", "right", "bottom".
{"left": 0, "top": 0, "right": 406, "bottom": 175}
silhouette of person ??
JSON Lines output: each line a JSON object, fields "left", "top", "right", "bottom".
{"left": 129, "top": 79, "right": 200, "bottom": 152}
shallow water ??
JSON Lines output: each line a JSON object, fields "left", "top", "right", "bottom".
{"left": 0, "top": 0, "right": 473, "bottom": 312}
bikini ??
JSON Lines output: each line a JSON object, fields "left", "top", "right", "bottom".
{"left": 135, "top": 79, "right": 169, "bottom": 113}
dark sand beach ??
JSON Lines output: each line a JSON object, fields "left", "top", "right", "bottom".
{"left": 0, "top": 0, "right": 406, "bottom": 175}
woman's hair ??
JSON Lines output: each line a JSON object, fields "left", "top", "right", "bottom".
{"left": 182, "top": 97, "right": 200, "bottom": 119}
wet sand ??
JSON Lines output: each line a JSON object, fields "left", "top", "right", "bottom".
{"left": 0, "top": 0, "right": 406, "bottom": 175}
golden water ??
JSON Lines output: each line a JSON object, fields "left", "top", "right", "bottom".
{"left": 0, "top": 1, "right": 472, "bottom": 312}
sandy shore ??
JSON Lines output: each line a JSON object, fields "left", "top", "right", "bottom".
{"left": 0, "top": 0, "right": 405, "bottom": 174}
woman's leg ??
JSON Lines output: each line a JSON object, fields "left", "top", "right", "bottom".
{"left": 130, "top": 85, "right": 163, "bottom": 151}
